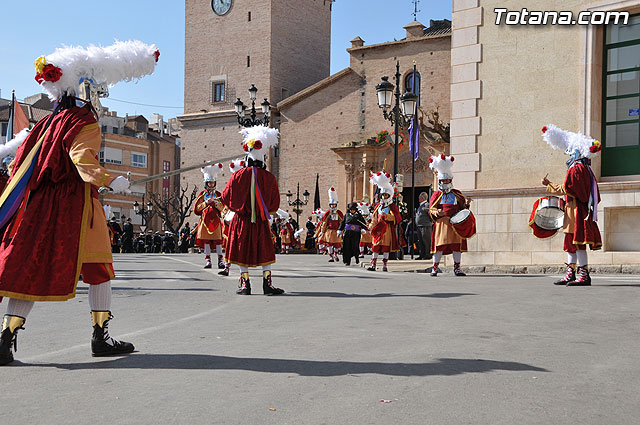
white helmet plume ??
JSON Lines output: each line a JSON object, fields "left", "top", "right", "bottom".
{"left": 428, "top": 155, "right": 455, "bottom": 180}
{"left": 201, "top": 163, "right": 223, "bottom": 182}
{"left": 327, "top": 187, "right": 338, "bottom": 205}
{"left": 34, "top": 40, "right": 160, "bottom": 100}
{"left": 541, "top": 124, "right": 601, "bottom": 159}
{"left": 370, "top": 171, "right": 394, "bottom": 197}
{"left": 239, "top": 125, "right": 279, "bottom": 162}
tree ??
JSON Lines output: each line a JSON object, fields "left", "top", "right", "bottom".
{"left": 420, "top": 106, "right": 450, "bottom": 145}
{"left": 147, "top": 185, "right": 199, "bottom": 236}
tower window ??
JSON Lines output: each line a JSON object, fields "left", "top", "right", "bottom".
{"left": 248, "top": 11, "right": 251, "bottom": 21}
{"left": 247, "top": 55, "right": 251, "bottom": 67}
{"left": 213, "top": 82, "right": 225, "bottom": 102}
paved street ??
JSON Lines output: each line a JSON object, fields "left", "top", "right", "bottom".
{"left": 2, "top": 253, "right": 640, "bottom": 425}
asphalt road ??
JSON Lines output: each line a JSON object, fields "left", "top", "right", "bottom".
{"left": 2, "top": 253, "right": 639, "bottom": 425}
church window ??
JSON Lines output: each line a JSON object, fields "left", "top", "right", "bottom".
{"left": 248, "top": 11, "right": 251, "bottom": 21}
{"left": 247, "top": 55, "right": 251, "bottom": 67}
{"left": 602, "top": 13, "right": 640, "bottom": 176}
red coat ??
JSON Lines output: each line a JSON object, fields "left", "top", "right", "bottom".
{"left": 563, "top": 163, "right": 602, "bottom": 249}
{"left": 370, "top": 202, "right": 402, "bottom": 251}
{"left": 0, "top": 106, "right": 96, "bottom": 301}
{"left": 429, "top": 189, "right": 468, "bottom": 255}
{"left": 220, "top": 166, "right": 280, "bottom": 267}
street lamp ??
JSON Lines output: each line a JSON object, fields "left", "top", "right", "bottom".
{"left": 234, "top": 84, "right": 270, "bottom": 127}
{"left": 285, "top": 183, "right": 310, "bottom": 228}
{"left": 133, "top": 198, "right": 153, "bottom": 228}
{"left": 376, "top": 61, "right": 419, "bottom": 201}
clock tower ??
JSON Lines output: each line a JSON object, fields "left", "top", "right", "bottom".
{"left": 180, "top": 0, "right": 333, "bottom": 190}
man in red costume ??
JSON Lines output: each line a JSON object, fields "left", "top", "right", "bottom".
{"left": 428, "top": 155, "right": 471, "bottom": 277}
{"left": 194, "top": 163, "right": 225, "bottom": 269}
{"left": 0, "top": 40, "right": 159, "bottom": 365}
{"left": 367, "top": 172, "right": 402, "bottom": 272}
{"left": 319, "top": 187, "right": 343, "bottom": 263}
{"left": 220, "top": 126, "right": 284, "bottom": 295}
{"left": 540, "top": 124, "right": 602, "bottom": 286}
{"left": 278, "top": 211, "right": 294, "bottom": 254}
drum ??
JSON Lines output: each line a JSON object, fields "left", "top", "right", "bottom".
{"left": 533, "top": 196, "right": 565, "bottom": 231}
{"left": 450, "top": 209, "right": 476, "bottom": 239}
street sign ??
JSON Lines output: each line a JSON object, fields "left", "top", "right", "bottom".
{"left": 140, "top": 225, "right": 147, "bottom": 233}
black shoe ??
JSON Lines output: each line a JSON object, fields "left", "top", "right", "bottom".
{"left": 355, "top": 257, "right": 359, "bottom": 264}
{"left": 567, "top": 266, "right": 591, "bottom": 286}
{"left": 0, "top": 315, "right": 25, "bottom": 366}
{"left": 554, "top": 264, "right": 576, "bottom": 285}
{"left": 237, "top": 277, "right": 251, "bottom": 295}
{"left": 344, "top": 262, "right": 351, "bottom": 266}
{"left": 204, "top": 262, "right": 212, "bottom": 269}
{"left": 454, "top": 269, "right": 466, "bottom": 277}
{"left": 91, "top": 312, "right": 134, "bottom": 357}
{"left": 430, "top": 268, "right": 438, "bottom": 277}
{"left": 263, "top": 275, "right": 284, "bottom": 295}
{"left": 218, "top": 268, "right": 229, "bottom": 276}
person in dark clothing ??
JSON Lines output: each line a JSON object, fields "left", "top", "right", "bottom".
{"left": 305, "top": 217, "right": 316, "bottom": 250}
{"left": 414, "top": 191, "right": 433, "bottom": 260}
{"left": 145, "top": 231, "right": 154, "bottom": 253}
{"left": 152, "top": 232, "right": 162, "bottom": 253}
{"left": 107, "top": 217, "right": 122, "bottom": 253}
{"left": 404, "top": 219, "right": 422, "bottom": 258}
{"left": 135, "top": 233, "right": 146, "bottom": 253}
{"left": 121, "top": 217, "right": 134, "bottom": 253}
{"left": 338, "top": 202, "right": 368, "bottom": 266}
{"left": 162, "top": 232, "right": 176, "bottom": 253}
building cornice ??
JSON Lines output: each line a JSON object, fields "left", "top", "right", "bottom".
{"left": 346, "top": 32, "right": 450, "bottom": 54}
{"left": 177, "top": 109, "right": 238, "bottom": 123}
{"left": 463, "top": 181, "right": 640, "bottom": 198}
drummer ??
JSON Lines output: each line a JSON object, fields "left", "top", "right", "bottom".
{"left": 427, "top": 155, "right": 471, "bottom": 277}
{"left": 540, "top": 124, "right": 602, "bottom": 286}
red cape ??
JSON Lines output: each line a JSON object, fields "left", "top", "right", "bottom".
{"left": 371, "top": 202, "right": 402, "bottom": 250}
{"left": 0, "top": 106, "right": 96, "bottom": 301}
{"left": 220, "top": 166, "right": 280, "bottom": 267}
{"left": 564, "top": 163, "right": 602, "bottom": 249}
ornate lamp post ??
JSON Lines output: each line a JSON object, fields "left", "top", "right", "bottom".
{"left": 285, "top": 183, "right": 310, "bottom": 228}
{"left": 133, "top": 198, "right": 153, "bottom": 229}
{"left": 375, "top": 61, "right": 418, "bottom": 203}
{"left": 234, "top": 84, "right": 271, "bottom": 127}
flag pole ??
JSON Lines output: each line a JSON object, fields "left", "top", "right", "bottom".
{"left": 8, "top": 90, "right": 16, "bottom": 141}
{"left": 410, "top": 62, "right": 417, "bottom": 260}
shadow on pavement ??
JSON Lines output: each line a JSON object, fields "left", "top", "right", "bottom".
{"left": 76, "top": 286, "right": 217, "bottom": 293}
{"left": 287, "top": 292, "right": 476, "bottom": 299}
{"left": 28, "top": 355, "right": 547, "bottom": 376}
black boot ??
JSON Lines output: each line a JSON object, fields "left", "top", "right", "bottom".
{"left": 237, "top": 273, "right": 251, "bottom": 295}
{"left": 263, "top": 271, "right": 284, "bottom": 295}
{"left": 554, "top": 263, "right": 576, "bottom": 285}
{"left": 0, "top": 315, "right": 25, "bottom": 366}
{"left": 91, "top": 311, "right": 134, "bottom": 357}
{"left": 567, "top": 266, "right": 591, "bottom": 286}
{"left": 454, "top": 262, "right": 466, "bottom": 276}
{"left": 218, "top": 263, "right": 230, "bottom": 276}
{"left": 217, "top": 255, "right": 225, "bottom": 269}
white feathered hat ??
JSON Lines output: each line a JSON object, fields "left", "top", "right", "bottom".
{"left": 228, "top": 158, "right": 247, "bottom": 173}
{"left": 239, "top": 125, "right": 279, "bottom": 162}
{"left": 328, "top": 187, "right": 338, "bottom": 205}
{"left": 370, "top": 171, "right": 394, "bottom": 197}
{"left": 0, "top": 128, "right": 30, "bottom": 159}
{"left": 541, "top": 124, "right": 602, "bottom": 159}
{"left": 429, "top": 154, "right": 455, "bottom": 180}
{"left": 201, "top": 163, "right": 223, "bottom": 182}
{"left": 312, "top": 208, "right": 325, "bottom": 219}
{"left": 357, "top": 202, "right": 371, "bottom": 216}
{"left": 34, "top": 40, "right": 160, "bottom": 100}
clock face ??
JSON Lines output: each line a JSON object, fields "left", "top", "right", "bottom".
{"left": 211, "top": 0, "right": 232, "bottom": 16}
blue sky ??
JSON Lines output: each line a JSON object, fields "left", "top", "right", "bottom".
{"left": 1, "top": 0, "right": 451, "bottom": 119}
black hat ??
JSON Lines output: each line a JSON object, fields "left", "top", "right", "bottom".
{"left": 347, "top": 202, "right": 358, "bottom": 210}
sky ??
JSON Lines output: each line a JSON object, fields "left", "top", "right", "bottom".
{"left": 1, "top": 0, "right": 451, "bottom": 120}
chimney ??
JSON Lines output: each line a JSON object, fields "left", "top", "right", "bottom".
{"left": 350, "top": 36, "right": 365, "bottom": 48}
{"left": 403, "top": 21, "right": 425, "bottom": 40}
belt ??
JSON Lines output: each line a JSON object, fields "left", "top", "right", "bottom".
{"left": 345, "top": 224, "right": 361, "bottom": 232}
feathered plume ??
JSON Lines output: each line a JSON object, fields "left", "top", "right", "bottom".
{"left": 428, "top": 154, "right": 455, "bottom": 180}
{"left": 541, "top": 124, "right": 601, "bottom": 158}
{"left": 370, "top": 171, "right": 394, "bottom": 196}
{"left": 276, "top": 209, "right": 290, "bottom": 220}
{"left": 239, "top": 125, "right": 279, "bottom": 162}
{"left": 0, "top": 128, "right": 30, "bottom": 159}
{"left": 35, "top": 40, "right": 160, "bottom": 100}
{"left": 201, "top": 163, "right": 223, "bottom": 182}
{"left": 228, "top": 158, "right": 247, "bottom": 173}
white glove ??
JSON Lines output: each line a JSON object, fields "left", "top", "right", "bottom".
{"left": 361, "top": 229, "right": 366, "bottom": 235}
{"left": 109, "top": 176, "right": 130, "bottom": 193}
{"left": 337, "top": 230, "right": 343, "bottom": 237}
